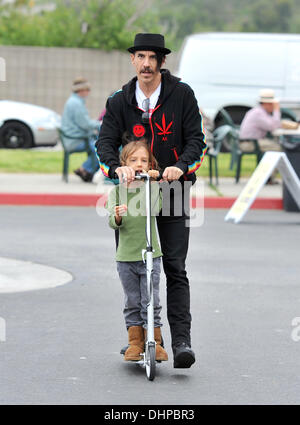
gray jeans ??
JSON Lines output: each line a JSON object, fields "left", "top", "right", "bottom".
{"left": 117, "top": 257, "right": 162, "bottom": 329}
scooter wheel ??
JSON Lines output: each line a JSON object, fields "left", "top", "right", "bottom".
{"left": 146, "top": 344, "right": 156, "bottom": 381}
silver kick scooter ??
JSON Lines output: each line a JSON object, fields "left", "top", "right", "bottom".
{"left": 135, "top": 171, "right": 157, "bottom": 381}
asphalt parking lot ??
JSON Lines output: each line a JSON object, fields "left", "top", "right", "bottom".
{"left": 0, "top": 206, "right": 299, "bottom": 405}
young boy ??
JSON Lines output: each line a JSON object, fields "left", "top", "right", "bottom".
{"left": 105, "top": 139, "right": 168, "bottom": 362}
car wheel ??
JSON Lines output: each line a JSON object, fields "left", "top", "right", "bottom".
{"left": 0, "top": 121, "right": 33, "bottom": 149}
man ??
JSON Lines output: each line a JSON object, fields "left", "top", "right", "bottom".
{"left": 239, "top": 89, "right": 282, "bottom": 183}
{"left": 96, "top": 33, "right": 207, "bottom": 368}
{"left": 239, "top": 88, "right": 281, "bottom": 151}
{"left": 61, "top": 77, "right": 100, "bottom": 182}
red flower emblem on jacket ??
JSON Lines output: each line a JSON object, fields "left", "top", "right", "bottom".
{"left": 155, "top": 113, "right": 173, "bottom": 141}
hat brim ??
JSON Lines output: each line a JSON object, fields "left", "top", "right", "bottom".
{"left": 128, "top": 45, "right": 171, "bottom": 55}
{"left": 72, "top": 82, "right": 91, "bottom": 92}
{"left": 259, "top": 97, "right": 279, "bottom": 104}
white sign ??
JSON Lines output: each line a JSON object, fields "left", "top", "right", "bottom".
{"left": 225, "top": 152, "right": 300, "bottom": 224}
{"left": 0, "top": 317, "right": 6, "bottom": 342}
{"left": 0, "top": 57, "right": 6, "bottom": 82}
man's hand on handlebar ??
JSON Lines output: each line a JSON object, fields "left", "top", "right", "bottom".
{"left": 162, "top": 166, "right": 183, "bottom": 181}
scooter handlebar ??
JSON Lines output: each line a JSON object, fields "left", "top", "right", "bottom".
{"left": 113, "top": 170, "right": 163, "bottom": 181}
{"left": 135, "top": 171, "right": 164, "bottom": 181}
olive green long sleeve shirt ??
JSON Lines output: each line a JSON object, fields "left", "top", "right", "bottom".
{"left": 105, "top": 182, "right": 162, "bottom": 262}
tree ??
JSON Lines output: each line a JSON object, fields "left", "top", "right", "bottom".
{"left": 78, "top": 0, "right": 162, "bottom": 50}
{"left": 0, "top": 0, "right": 165, "bottom": 50}
{"left": 0, "top": 0, "right": 299, "bottom": 50}
{"left": 248, "top": 0, "right": 294, "bottom": 33}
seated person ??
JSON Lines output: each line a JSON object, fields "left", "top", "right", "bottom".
{"left": 239, "top": 89, "right": 282, "bottom": 184}
{"left": 61, "top": 77, "right": 100, "bottom": 182}
{"left": 239, "top": 88, "right": 281, "bottom": 152}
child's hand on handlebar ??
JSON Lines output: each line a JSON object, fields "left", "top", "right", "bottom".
{"left": 115, "top": 166, "right": 135, "bottom": 183}
{"left": 148, "top": 170, "right": 160, "bottom": 179}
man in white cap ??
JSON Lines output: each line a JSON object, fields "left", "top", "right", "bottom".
{"left": 61, "top": 77, "right": 100, "bottom": 182}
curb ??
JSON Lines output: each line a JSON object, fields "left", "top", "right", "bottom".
{"left": 192, "top": 197, "right": 283, "bottom": 209}
{"left": 0, "top": 193, "right": 283, "bottom": 209}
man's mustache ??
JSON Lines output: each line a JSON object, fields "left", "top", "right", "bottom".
{"left": 141, "top": 68, "right": 153, "bottom": 73}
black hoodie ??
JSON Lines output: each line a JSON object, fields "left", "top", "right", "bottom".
{"left": 95, "top": 69, "right": 207, "bottom": 183}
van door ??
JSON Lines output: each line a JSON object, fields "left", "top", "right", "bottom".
{"left": 284, "top": 41, "right": 300, "bottom": 102}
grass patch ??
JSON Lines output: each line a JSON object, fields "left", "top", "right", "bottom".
{"left": 197, "top": 152, "right": 257, "bottom": 178}
{"left": 0, "top": 149, "right": 87, "bottom": 173}
{"left": 0, "top": 149, "right": 258, "bottom": 177}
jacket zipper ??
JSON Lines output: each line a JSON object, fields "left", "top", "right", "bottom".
{"left": 135, "top": 104, "right": 160, "bottom": 154}
{"left": 173, "top": 147, "right": 188, "bottom": 180}
{"left": 149, "top": 104, "right": 161, "bottom": 154}
{"left": 172, "top": 147, "right": 179, "bottom": 161}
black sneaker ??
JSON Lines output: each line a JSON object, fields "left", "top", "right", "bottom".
{"left": 173, "top": 342, "right": 195, "bottom": 368}
{"left": 74, "top": 168, "right": 88, "bottom": 182}
{"left": 74, "top": 168, "right": 94, "bottom": 183}
{"left": 84, "top": 171, "right": 94, "bottom": 182}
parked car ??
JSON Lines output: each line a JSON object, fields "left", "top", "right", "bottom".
{"left": 176, "top": 32, "right": 300, "bottom": 128}
{"left": 0, "top": 100, "right": 61, "bottom": 148}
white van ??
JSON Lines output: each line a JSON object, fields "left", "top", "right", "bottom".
{"left": 176, "top": 32, "right": 300, "bottom": 126}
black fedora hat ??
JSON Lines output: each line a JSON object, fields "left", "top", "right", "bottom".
{"left": 128, "top": 33, "right": 171, "bottom": 55}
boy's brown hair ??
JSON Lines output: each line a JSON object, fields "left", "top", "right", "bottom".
{"left": 120, "top": 139, "right": 158, "bottom": 170}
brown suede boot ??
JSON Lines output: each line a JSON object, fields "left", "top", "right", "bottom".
{"left": 154, "top": 327, "right": 168, "bottom": 361}
{"left": 124, "top": 326, "right": 145, "bottom": 361}
{"left": 144, "top": 328, "right": 168, "bottom": 361}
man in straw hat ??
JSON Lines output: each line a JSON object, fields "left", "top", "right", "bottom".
{"left": 239, "top": 89, "right": 282, "bottom": 183}
{"left": 96, "top": 33, "right": 207, "bottom": 368}
{"left": 240, "top": 89, "right": 281, "bottom": 143}
{"left": 61, "top": 77, "right": 100, "bottom": 182}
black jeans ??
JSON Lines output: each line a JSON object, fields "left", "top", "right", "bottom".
{"left": 156, "top": 181, "right": 191, "bottom": 348}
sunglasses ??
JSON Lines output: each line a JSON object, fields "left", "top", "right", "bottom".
{"left": 142, "top": 98, "right": 150, "bottom": 124}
